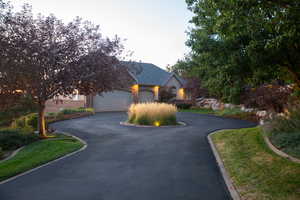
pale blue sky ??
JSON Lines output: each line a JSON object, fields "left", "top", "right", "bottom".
{"left": 9, "top": 0, "right": 193, "bottom": 68}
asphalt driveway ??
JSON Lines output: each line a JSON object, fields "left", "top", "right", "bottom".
{"left": 0, "top": 112, "right": 255, "bottom": 200}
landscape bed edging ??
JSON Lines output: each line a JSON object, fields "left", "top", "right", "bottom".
{"left": 120, "top": 121, "right": 186, "bottom": 127}
{"left": 207, "top": 130, "right": 241, "bottom": 200}
{"left": 264, "top": 135, "right": 300, "bottom": 164}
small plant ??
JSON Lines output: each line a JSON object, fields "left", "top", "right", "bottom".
{"left": 264, "top": 105, "right": 300, "bottom": 158}
{"left": 0, "top": 128, "right": 39, "bottom": 151}
{"left": 128, "top": 103, "right": 178, "bottom": 126}
{"left": 59, "top": 107, "right": 94, "bottom": 115}
{"left": 12, "top": 113, "right": 38, "bottom": 130}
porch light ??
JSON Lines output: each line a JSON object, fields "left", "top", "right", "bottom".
{"left": 178, "top": 88, "right": 185, "bottom": 99}
{"left": 132, "top": 84, "right": 139, "bottom": 93}
{"left": 153, "top": 86, "right": 159, "bottom": 100}
{"left": 154, "top": 121, "right": 160, "bottom": 127}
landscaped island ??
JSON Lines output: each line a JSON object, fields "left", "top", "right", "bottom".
{"left": 127, "top": 103, "right": 178, "bottom": 126}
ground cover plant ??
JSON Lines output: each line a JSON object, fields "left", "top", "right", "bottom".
{"left": 212, "top": 127, "right": 300, "bottom": 200}
{"left": 0, "top": 128, "right": 39, "bottom": 153}
{"left": 128, "top": 103, "right": 178, "bottom": 126}
{"left": 264, "top": 105, "right": 300, "bottom": 158}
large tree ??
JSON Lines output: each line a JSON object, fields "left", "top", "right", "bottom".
{"left": 0, "top": 4, "right": 130, "bottom": 137}
{"left": 179, "top": 0, "right": 300, "bottom": 103}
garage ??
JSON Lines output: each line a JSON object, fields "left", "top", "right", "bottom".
{"left": 139, "top": 90, "right": 154, "bottom": 103}
{"left": 93, "top": 90, "right": 133, "bottom": 112}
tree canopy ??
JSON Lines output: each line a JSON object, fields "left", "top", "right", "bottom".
{"left": 0, "top": 3, "right": 130, "bottom": 136}
{"left": 175, "top": 0, "right": 300, "bottom": 103}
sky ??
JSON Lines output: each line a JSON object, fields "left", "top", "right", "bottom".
{"left": 9, "top": 0, "right": 193, "bottom": 69}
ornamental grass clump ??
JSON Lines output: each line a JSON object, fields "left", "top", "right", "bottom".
{"left": 128, "top": 103, "right": 178, "bottom": 126}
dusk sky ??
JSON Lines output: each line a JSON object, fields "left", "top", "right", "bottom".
{"left": 10, "top": 0, "right": 193, "bottom": 68}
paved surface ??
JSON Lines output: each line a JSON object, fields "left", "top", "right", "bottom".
{"left": 0, "top": 112, "right": 255, "bottom": 200}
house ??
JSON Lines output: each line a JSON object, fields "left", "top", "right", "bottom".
{"left": 86, "top": 62, "right": 189, "bottom": 112}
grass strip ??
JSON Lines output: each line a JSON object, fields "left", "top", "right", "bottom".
{"left": 0, "top": 137, "right": 83, "bottom": 182}
{"left": 211, "top": 127, "right": 300, "bottom": 200}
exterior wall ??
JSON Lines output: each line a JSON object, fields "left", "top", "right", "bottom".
{"left": 45, "top": 99, "right": 85, "bottom": 113}
{"left": 138, "top": 86, "right": 155, "bottom": 102}
{"left": 93, "top": 90, "right": 133, "bottom": 112}
{"left": 165, "top": 76, "right": 185, "bottom": 100}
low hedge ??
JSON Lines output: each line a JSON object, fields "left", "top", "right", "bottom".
{"left": 0, "top": 128, "right": 39, "bottom": 151}
{"left": 58, "top": 107, "right": 94, "bottom": 115}
{"left": 12, "top": 107, "right": 95, "bottom": 130}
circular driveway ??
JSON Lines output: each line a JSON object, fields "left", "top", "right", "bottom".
{"left": 0, "top": 112, "right": 255, "bottom": 200}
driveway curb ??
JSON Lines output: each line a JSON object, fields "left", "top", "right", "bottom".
{"left": 0, "top": 133, "right": 87, "bottom": 185}
{"left": 207, "top": 130, "right": 241, "bottom": 200}
{"left": 120, "top": 121, "right": 186, "bottom": 127}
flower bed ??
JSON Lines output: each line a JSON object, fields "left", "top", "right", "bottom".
{"left": 128, "top": 103, "right": 178, "bottom": 126}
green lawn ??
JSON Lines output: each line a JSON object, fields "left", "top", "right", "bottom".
{"left": 0, "top": 136, "right": 84, "bottom": 182}
{"left": 181, "top": 107, "right": 216, "bottom": 114}
{"left": 181, "top": 107, "right": 259, "bottom": 122}
{"left": 211, "top": 127, "right": 300, "bottom": 200}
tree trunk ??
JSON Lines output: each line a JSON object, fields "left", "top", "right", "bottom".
{"left": 38, "top": 102, "right": 47, "bottom": 138}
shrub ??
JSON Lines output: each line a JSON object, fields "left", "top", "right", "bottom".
{"left": 176, "top": 103, "right": 192, "bottom": 109}
{"left": 12, "top": 113, "right": 38, "bottom": 130}
{"left": 0, "top": 128, "right": 39, "bottom": 151}
{"left": 0, "top": 96, "right": 37, "bottom": 128}
{"left": 128, "top": 103, "right": 178, "bottom": 126}
{"left": 169, "top": 100, "right": 193, "bottom": 109}
{"left": 242, "top": 84, "right": 293, "bottom": 112}
{"left": 59, "top": 107, "right": 94, "bottom": 115}
{"left": 264, "top": 105, "right": 300, "bottom": 134}
{"left": 264, "top": 105, "right": 300, "bottom": 158}
{"left": 218, "top": 108, "right": 243, "bottom": 116}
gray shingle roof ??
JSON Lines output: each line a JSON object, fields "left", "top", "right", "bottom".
{"left": 125, "top": 62, "right": 173, "bottom": 86}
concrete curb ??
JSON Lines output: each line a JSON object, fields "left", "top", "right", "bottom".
{"left": 264, "top": 135, "right": 300, "bottom": 164}
{"left": 0, "top": 133, "right": 87, "bottom": 185}
{"left": 0, "top": 146, "right": 25, "bottom": 164}
{"left": 120, "top": 121, "right": 186, "bottom": 127}
{"left": 207, "top": 130, "right": 241, "bottom": 200}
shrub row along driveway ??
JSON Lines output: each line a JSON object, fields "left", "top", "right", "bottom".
{"left": 0, "top": 112, "right": 255, "bottom": 200}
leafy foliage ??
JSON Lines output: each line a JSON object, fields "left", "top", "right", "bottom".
{"left": 0, "top": 3, "right": 131, "bottom": 136}
{"left": 265, "top": 105, "right": 300, "bottom": 134}
{"left": 264, "top": 105, "right": 300, "bottom": 158}
{"left": 242, "top": 84, "right": 293, "bottom": 112}
{"left": 58, "top": 107, "right": 94, "bottom": 115}
{"left": 0, "top": 96, "right": 37, "bottom": 127}
{"left": 0, "top": 128, "right": 39, "bottom": 151}
{"left": 175, "top": 0, "right": 300, "bottom": 103}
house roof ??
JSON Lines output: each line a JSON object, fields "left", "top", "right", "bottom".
{"left": 125, "top": 62, "right": 184, "bottom": 86}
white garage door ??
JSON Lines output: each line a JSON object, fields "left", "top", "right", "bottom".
{"left": 139, "top": 91, "right": 154, "bottom": 103}
{"left": 93, "top": 90, "right": 133, "bottom": 112}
